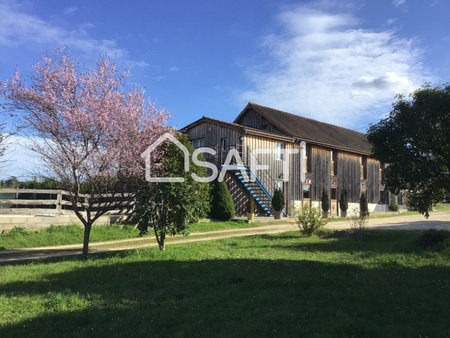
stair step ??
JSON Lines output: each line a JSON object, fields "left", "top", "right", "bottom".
{"left": 233, "top": 168, "right": 273, "bottom": 217}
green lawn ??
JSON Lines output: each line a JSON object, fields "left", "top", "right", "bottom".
{"left": 435, "top": 203, "right": 450, "bottom": 211}
{"left": 0, "top": 225, "right": 140, "bottom": 249}
{"left": 0, "top": 230, "right": 449, "bottom": 337}
{"left": 0, "top": 220, "right": 273, "bottom": 250}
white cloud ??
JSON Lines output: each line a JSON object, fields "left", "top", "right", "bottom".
{"left": 169, "top": 66, "right": 179, "bottom": 72}
{"left": 0, "top": 1, "right": 148, "bottom": 68}
{"left": 393, "top": 0, "right": 406, "bottom": 7}
{"left": 239, "top": 6, "right": 430, "bottom": 128}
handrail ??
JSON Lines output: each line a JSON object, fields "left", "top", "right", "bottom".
{"left": 245, "top": 166, "right": 272, "bottom": 200}
{"left": 244, "top": 147, "right": 280, "bottom": 195}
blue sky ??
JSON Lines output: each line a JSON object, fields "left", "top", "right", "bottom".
{"left": 0, "top": 0, "right": 449, "bottom": 179}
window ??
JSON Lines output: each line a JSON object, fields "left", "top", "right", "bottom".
{"left": 380, "top": 190, "right": 386, "bottom": 204}
{"left": 331, "top": 188, "right": 337, "bottom": 200}
{"left": 330, "top": 150, "right": 334, "bottom": 175}
{"left": 221, "top": 138, "right": 227, "bottom": 151}
{"left": 192, "top": 138, "right": 205, "bottom": 149}
{"left": 361, "top": 156, "right": 367, "bottom": 179}
{"left": 331, "top": 150, "right": 338, "bottom": 175}
{"left": 275, "top": 142, "right": 283, "bottom": 160}
{"left": 302, "top": 184, "right": 310, "bottom": 199}
{"left": 275, "top": 181, "right": 284, "bottom": 192}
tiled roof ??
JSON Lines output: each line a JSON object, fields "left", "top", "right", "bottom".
{"left": 236, "top": 103, "right": 372, "bottom": 154}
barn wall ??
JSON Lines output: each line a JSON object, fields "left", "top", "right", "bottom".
{"left": 309, "top": 145, "right": 331, "bottom": 201}
{"left": 186, "top": 122, "right": 243, "bottom": 148}
{"left": 236, "top": 108, "right": 284, "bottom": 135}
{"left": 243, "top": 134, "right": 298, "bottom": 214}
{"left": 336, "top": 152, "right": 361, "bottom": 203}
{"left": 367, "top": 158, "right": 380, "bottom": 203}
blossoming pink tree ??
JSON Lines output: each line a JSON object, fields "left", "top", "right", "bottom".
{"left": 1, "top": 50, "right": 169, "bottom": 258}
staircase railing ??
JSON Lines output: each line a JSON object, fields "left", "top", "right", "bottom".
{"left": 244, "top": 147, "right": 280, "bottom": 197}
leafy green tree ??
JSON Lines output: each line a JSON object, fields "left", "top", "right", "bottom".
{"left": 210, "top": 179, "right": 235, "bottom": 221}
{"left": 134, "top": 134, "right": 210, "bottom": 251}
{"left": 367, "top": 84, "right": 450, "bottom": 217}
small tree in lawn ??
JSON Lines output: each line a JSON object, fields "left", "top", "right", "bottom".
{"left": 360, "top": 192, "right": 369, "bottom": 217}
{"left": 0, "top": 49, "right": 169, "bottom": 259}
{"left": 210, "top": 179, "right": 235, "bottom": 221}
{"left": 296, "top": 204, "right": 328, "bottom": 236}
{"left": 321, "top": 188, "right": 330, "bottom": 218}
{"left": 350, "top": 207, "right": 368, "bottom": 241}
{"left": 339, "top": 189, "right": 348, "bottom": 217}
{"left": 134, "top": 133, "right": 210, "bottom": 251}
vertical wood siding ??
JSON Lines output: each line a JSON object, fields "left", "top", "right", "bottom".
{"left": 186, "top": 122, "right": 243, "bottom": 149}
{"left": 236, "top": 108, "right": 283, "bottom": 134}
{"left": 367, "top": 158, "right": 380, "bottom": 203}
{"left": 337, "top": 152, "right": 361, "bottom": 202}
{"left": 310, "top": 146, "right": 331, "bottom": 201}
{"left": 244, "top": 134, "right": 298, "bottom": 214}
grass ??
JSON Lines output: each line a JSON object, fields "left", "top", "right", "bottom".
{"left": 0, "top": 229, "right": 449, "bottom": 337}
{"left": 435, "top": 203, "right": 450, "bottom": 211}
{"left": 189, "top": 219, "right": 276, "bottom": 232}
{"left": 0, "top": 225, "right": 140, "bottom": 249}
{"left": 0, "top": 220, "right": 273, "bottom": 250}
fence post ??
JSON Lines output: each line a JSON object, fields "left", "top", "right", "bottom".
{"left": 56, "top": 191, "right": 62, "bottom": 215}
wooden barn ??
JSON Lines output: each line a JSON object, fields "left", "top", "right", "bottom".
{"left": 181, "top": 102, "right": 397, "bottom": 217}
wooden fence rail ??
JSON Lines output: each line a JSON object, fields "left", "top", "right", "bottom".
{"left": 0, "top": 189, "right": 135, "bottom": 215}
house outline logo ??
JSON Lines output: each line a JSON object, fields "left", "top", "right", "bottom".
{"left": 141, "top": 132, "right": 190, "bottom": 182}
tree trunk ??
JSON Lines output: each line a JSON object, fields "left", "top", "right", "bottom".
{"left": 82, "top": 223, "right": 92, "bottom": 259}
{"left": 154, "top": 228, "right": 165, "bottom": 251}
{"left": 158, "top": 241, "right": 165, "bottom": 251}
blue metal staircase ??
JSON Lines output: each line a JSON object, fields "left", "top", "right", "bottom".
{"left": 233, "top": 166, "right": 286, "bottom": 217}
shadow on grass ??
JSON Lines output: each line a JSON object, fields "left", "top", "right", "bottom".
{"left": 252, "top": 230, "right": 426, "bottom": 256}
{"left": 368, "top": 220, "right": 450, "bottom": 231}
{"left": 1, "top": 254, "right": 449, "bottom": 337}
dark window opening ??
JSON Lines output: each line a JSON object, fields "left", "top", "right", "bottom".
{"left": 221, "top": 138, "right": 227, "bottom": 151}
{"left": 380, "top": 190, "right": 386, "bottom": 204}
{"left": 331, "top": 188, "right": 337, "bottom": 200}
